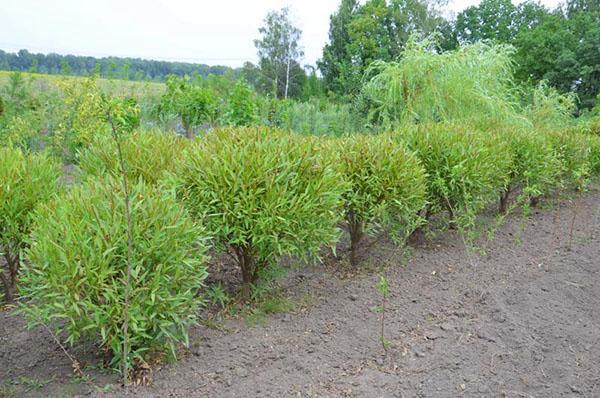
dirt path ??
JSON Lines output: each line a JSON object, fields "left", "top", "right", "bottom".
{"left": 1, "top": 190, "right": 599, "bottom": 397}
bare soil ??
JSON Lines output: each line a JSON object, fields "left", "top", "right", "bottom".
{"left": 1, "top": 189, "right": 599, "bottom": 398}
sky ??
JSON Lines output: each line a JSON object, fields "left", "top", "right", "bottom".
{"left": 0, "top": 0, "right": 564, "bottom": 68}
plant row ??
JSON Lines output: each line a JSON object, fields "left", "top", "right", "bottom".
{"left": 1, "top": 122, "right": 598, "bottom": 374}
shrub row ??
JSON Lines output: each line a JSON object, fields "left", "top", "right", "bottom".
{"left": 1, "top": 123, "right": 597, "bottom": 374}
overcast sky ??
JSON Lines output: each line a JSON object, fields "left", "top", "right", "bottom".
{"left": 0, "top": 0, "right": 564, "bottom": 68}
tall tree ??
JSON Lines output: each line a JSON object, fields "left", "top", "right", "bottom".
{"left": 318, "top": 0, "right": 445, "bottom": 97}
{"left": 318, "top": 0, "right": 359, "bottom": 96}
{"left": 514, "top": 6, "right": 599, "bottom": 109}
{"left": 455, "top": 0, "right": 551, "bottom": 44}
{"left": 455, "top": 0, "right": 518, "bottom": 44}
{"left": 254, "top": 7, "right": 305, "bottom": 99}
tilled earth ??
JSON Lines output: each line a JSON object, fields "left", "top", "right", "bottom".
{"left": 1, "top": 190, "right": 599, "bottom": 398}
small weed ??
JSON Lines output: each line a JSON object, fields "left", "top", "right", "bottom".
{"left": 94, "top": 384, "right": 113, "bottom": 393}
{"left": 201, "top": 316, "right": 228, "bottom": 331}
{"left": 0, "top": 383, "right": 18, "bottom": 398}
{"left": 206, "top": 283, "right": 231, "bottom": 309}
{"left": 19, "top": 376, "right": 53, "bottom": 392}
{"left": 243, "top": 311, "right": 268, "bottom": 327}
{"left": 71, "top": 373, "right": 96, "bottom": 385}
{"left": 376, "top": 275, "right": 391, "bottom": 353}
{"left": 243, "top": 296, "right": 295, "bottom": 327}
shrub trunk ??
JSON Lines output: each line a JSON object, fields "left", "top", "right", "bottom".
{"left": 182, "top": 118, "right": 194, "bottom": 139}
{"left": 347, "top": 210, "right": 364, "bottom": 267}
{"left": 232, "top": 244, "right": 261, "bottom": 301}
{"left": 1, "top": 248, "right": 19, "bottom": 302}
{"left": 499, "top": 183, "right": 512, "bottom": 214}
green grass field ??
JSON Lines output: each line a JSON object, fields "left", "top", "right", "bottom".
{"left": 0, "top": 70, "right": 165, "bottom": 97}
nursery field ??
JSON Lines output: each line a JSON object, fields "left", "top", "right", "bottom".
{"left": 1, "top": 36, "right": 600, "bottom": 398}
{"left": 1, "top": 188, "right": 599, "bottom": 397}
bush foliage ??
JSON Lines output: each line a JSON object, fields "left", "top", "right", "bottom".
{"left": 20, "top": 177, "right": 209, "bottom": 369}
{"left": 223, "top": 79, "right": 258, "bottom": 127}
{"left": 78, "top": 129, "right": 189, "bottom": 185}
{"left": 500, "top": 128, "right": 561, "bottom": 212}
{"left": 51, "top": 76, "right": 107, "bottom": 160}
{"left": 172, "top": 127, "right": 346, "bottom": 298}
{"left": 324, "top": 134, "right": 426, "bottom": 264}
{"left": 547, "top": 129, "right": 592, "bottom": 189}
{"left": 398, "top": 123, "right": 512, "bottom": 229}
{"left": 158, "top": 75, "right": 216, "bottom": 138}
{"left": 364, "top": 39, "right": 523, "bottom": 130}
{"left": 0, "top": 147, "right": 61, "bottom": 301}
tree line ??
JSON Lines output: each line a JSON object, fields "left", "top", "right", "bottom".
{"left": 0, "top": 49, "right": 239, "bottom": 81}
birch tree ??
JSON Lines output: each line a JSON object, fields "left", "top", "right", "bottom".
{"left": 254, "top": 7, "right": 304, "bottom": 99}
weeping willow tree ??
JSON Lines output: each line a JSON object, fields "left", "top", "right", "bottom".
{"left": 363, "top": 37, "right": 529, "bottom": 130}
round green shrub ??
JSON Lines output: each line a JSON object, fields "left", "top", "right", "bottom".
{"left": 398, "top": 122, "right": 512, "bottom": 229}
{"left": 78, "top": 129, "right": 190, "bottom": 185}
{"left": 324, "top": 133, "right": 426, "bottom": 265}
{"left": 500, "top": 128, "right": 561, "bottom": 211}
{"left": 20, "top": 177, "right": 209, "bottom": 369}
{"left": 0, "top": 147, "right": 61, "bottom": 302}
{"left": 172, "top": 127, "right": 346, "bottom": 298}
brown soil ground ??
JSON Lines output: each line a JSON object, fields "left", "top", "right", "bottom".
{"left": 1, "top": 189, "right": 599, "bottom": 398}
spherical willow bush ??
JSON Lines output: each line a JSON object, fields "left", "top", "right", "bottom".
{"left": 322, "top": 134, "right": 426, "bottom": 265}
{"left": 77, "top": 129, "right": 190, "bottom": 185}
{"left": 398, "top": 123, "right": 512, "bottom": 230}
{"left": 499, "top": 128, "right": 561, "bottom": 212}
{"left": 0, "top": 147, "right": 61, "bottom": 302}
{"left": 172, "top": 127, "right": 346, "bottom": 298}
{"left": 20, "top": 177, "right": 209, "bottom": 370}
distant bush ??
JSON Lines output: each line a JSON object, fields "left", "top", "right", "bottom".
{"left": 78, "top": 129, "right": 189, "bottom": 185}
{"left": 0, "top": 147, "right": 60, "bottom": 302}
{"left": 157, "top": 75, "right": 216, "bottom": 138}
{"left": 278, "top": 99, "right": 365, "bottom": 136}
{"left": 2, "top": 71, "right": 40, "bottom": 113}
{"left": 51, "top": 76, "right": 107, "bottom": 160}
{"left": 398, "top": 123, "right": 512, "bottom": 230}
{"left": 20, "top": 177, "right": 209, "bottom": 370}
{"left": 223, "top": 79, "right": 258, "bottom": 127}
{"left": 172, "top": 127, "right": 346, "bottom": 298}
{"left": 325, "top": 134, "right": 426, "bottom": 265}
